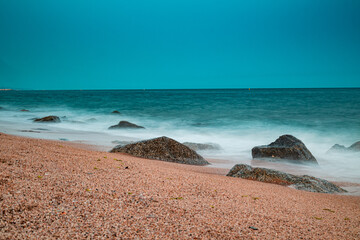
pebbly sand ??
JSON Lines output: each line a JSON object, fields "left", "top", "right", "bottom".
{"left": 0, "top": 133, "right": 359, "bottom": 239}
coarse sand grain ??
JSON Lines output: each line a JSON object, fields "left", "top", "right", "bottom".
{"left": 0, "top": 133, "right": 359, "bottom": 239}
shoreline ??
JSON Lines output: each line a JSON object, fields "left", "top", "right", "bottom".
{"left": 1, "top": 111, "right": 360, "bottom": 186}
{"left": 1, "top": 132, "right": 360, "bottom": 238}
{"left": 2, "top": 130, "right": 360, "bottom": 194}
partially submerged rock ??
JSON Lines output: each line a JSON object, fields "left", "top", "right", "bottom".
{"left": 111, "top": 140, "right": 135, "bottom": 146}
{"left": 109, "top": 121, "right": 144, "bottom": 129}
{"left": 19, "top": 130, "right": 40, "bottom": 133}
{"left": 110, "top": 136, "right": 209, "bottom": 165}
{"left": 33, "top": 116, "right": 61, "bottom": 123}
{"left": 252, "top": 135, "right": 317, "bottom": 164}
{"left": 348, "top": 141, "right": 360, "bottom": 151}
{"left": 20, "top": 109, "right": 29, "bottom": 112}
{"left": 226, "top": 164, "right": 346, "bottom": 194}
{"left": 182, "top": 142, "right": 221, "bottom": 151}
{"left": 327, "top": 144, "right": 348, "bottom": 153}
{"left": 112, "top": 110, "right": 121, "bottom": 114}
{"left": 327, "top": 141, "right": 360, "bottom": 153}
{"left": 86, "top": 118, "right": 97, "bottom": 122}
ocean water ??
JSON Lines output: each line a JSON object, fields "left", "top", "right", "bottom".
{"left": 0, "top": 88, "right": 359, "bottom": 183}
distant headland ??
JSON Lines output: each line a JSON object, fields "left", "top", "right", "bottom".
{"left": 0, "top": 89, "right": 12, "bottom": 91}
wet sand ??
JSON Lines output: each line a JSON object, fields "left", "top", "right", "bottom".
{"left": 0, "top": 133, "right": 359, "bottom": 239}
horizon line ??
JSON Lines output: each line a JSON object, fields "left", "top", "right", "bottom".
{"left": 2, "top": 87, "right": 360, "bottom": 91}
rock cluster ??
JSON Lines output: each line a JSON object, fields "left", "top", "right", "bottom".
{"left": 252, "top": 135, "right": 317, "bottom": 164}
{"left": 110, "top": 136, "right": 209, "bottom": 165}
{"left": 227, "top": 164, "right": 346, "bottom": 194}
{"left": 328, "top": 141, "right": 360, "bottom": 153}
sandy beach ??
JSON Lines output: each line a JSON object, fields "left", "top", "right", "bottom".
{"left": 0, "top": 133, "right": 359, "bottom": 239}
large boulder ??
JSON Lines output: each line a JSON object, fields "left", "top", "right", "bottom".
{"left": 227, "top": 164, "right": 346, "bottom": 194}
{"left": 182, "top": 142, "right": 221, "bottom": 151}
{"left": 33, "top": 116, "right": 61, "bottom": 123}
{"left": 110, "top": 136, "right": 209, "bottom": 165}
{"left": 108, "top": 121, "right": 144, "bottom": 129}
{"left": 252, "top": 135, "right": 318, "bottom": 164}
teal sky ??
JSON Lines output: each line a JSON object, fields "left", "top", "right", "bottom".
{"left": 1, "top": 0, "right": 360, "bottom": 90}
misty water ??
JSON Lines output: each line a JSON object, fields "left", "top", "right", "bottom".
{"left": 0, "top": 88, "right": 359, "bottom": 183}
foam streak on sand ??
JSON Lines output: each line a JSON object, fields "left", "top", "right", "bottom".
{"left": 0, "top": 133, "right": 359, "bottom": 239}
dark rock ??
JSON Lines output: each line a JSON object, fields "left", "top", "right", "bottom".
{"left": 348, "top": 141, "right": 360, "bottom": 151}
{"left": 182, "top": 142, "right": 221, "bottom": 151}
{"left": 327, "top": 144, "right": 347, "bottom": 153}
{"left": 20, "top": 109, "right": 29, "bottom": 112}
{"left": 108, "top": 121, "right": 144, "bottom": 129}
{"left": 226, "top": 164, "right": 346, "bottom": 194}
{"left": 33, "top": 116, "right": 61, "bottom": 123}
{"left": 112, "top": 110, "right": 121, "bottom": 114}
{"left": 252, "top": 135, "right": 317, "bottom": 164}
{"left": 110, "top": 136, "right": 209, "bottom": 165}
{"left": 19, "top": 130, "right": 40, "bottom": 133}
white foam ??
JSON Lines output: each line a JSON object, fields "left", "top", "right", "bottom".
{"left": 0, "top": 107, "right": 359, "bottom": 183}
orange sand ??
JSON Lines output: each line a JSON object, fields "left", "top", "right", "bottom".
{"left": 0, "top": 133, "right": 359, "bottom": 239}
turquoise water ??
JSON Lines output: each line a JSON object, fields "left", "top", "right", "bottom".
{"left": 0, "top": 88, "right": 359, "bottom": 182}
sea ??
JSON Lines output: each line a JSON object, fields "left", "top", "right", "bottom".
{"left": 1, "top": 88, "right": 359, "bottom": 184}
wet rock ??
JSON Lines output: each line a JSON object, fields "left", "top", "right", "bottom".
{"left": 226, "top": 164, "right": 346, "bottom": 194}
{"left": 348, "top": 141, "right": 360, "bottom": 151}
{"left": 327, "top": 141, "right": 360, "bottom": 153}
{"left": 20, "top": 109, "right": 29, "bottom": 112}
{"left": 33, "top": 116, "right": 61, "bottom": 123}
{"left": 108, "top": 121, "right": 144, "bottom": 129}
{"left": 327, "top": 144, "right": 347, "bottom": 153}
{"left": 86, "top": 118, "right": 97, "bottom": 122}
{"left": 252, "top": 135, "right": 317, "bottom": 164}
{"left": 110, "top": 136, "right": 209, "bottom": 165}
{"left": 112, "top": 110, "right": 121, "bottom": 114}
{"left": 182, "top": 142, "right": 221, "bottom": 151}
{"left": 19, "top": 130, "right": 40, "bottom": 133}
